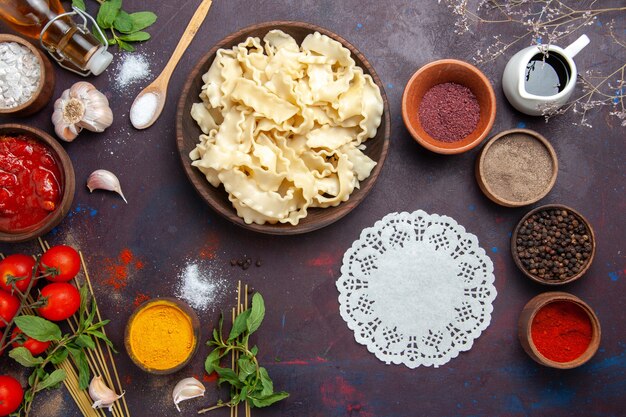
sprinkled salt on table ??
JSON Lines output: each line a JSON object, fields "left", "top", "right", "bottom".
{"left": 176, "top": 262, "right": 225, "bottom": 311}
{"left": 0, "top": 42, "right": 41, "bottom": 109}
{"left": 111, "top": 52, "right": 152, "bottom": 91}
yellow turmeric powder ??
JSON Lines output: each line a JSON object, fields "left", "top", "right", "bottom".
{"left": 128, "top": 300, "right": 195, "bottom": 371}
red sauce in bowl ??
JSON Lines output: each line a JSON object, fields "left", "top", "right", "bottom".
{"left": 0, "top": 134, "right": 62, "bottom": 233}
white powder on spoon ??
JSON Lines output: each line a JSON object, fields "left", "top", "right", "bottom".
{"left": 130, "top": 92, "right": 159, "bottom": 128}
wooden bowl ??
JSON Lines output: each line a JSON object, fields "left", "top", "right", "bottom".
{"left": 401, "top": 59, "right": 496, "bottom": 154}
{"left": 511, "top": 204, "right": 596, "bottom": 285}
{"left": 124, "top": 298, "right": 201, "bottom": 375}
{"left": 0, "top": 124, "right": 75, "bottom": 243}
{"left": 518, "top": 292, "right": 601, "bottom": 369}
{"left": 0, "top": 34, "right": 55, "bottom": 117}
{"left": 176, "top": 21, "right": 390, "bottom": 235}
{"left": 476, "top": 129, "right": 558, "bottom": 207}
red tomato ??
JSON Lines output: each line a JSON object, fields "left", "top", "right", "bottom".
{"left": 0, "top": 375, "right": 23, "bottom": 416}
{"left": 37, "top": 283, "right": 80, "bottom": 321}
{"left": 0, "top": 291, "right": 19, "bottom": 329}
{"left": 0, "top": 254, "right": 35, "bottom": 293}
{"left": 11, "top": 327, "right": 50, "bottom": 356}
{"left": 39, "top": 245, "right": 81, "bottom": 282}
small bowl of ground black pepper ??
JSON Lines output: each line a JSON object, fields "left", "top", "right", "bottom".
{"left": 476, "top": 129, "right": 558, "bottom": 207}
{"left": 512, "top": 205, "right": 595, "bottom": 285}
{"left": 518, "top": 292, "right": 601, "bottom": 369}
{"left": 401, "top": 59, "right": 496, "bottom": 154}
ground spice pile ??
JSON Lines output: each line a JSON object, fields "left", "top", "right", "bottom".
{"left": 531, "top": 301, "right": 592, "bottom": 362}
{"left": 483, "top": 134, "right": 554, "bottom": 203}
{"left": 515, "top": 208, "right": 593, "bottom": 281}
{"left": 418, "top": 82, "right": 480, "bottom": 142}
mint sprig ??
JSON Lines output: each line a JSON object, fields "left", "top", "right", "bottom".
{"left": 199, "top": 293, "right": 289, "bottom": 413}
{"left": 72, "top": 0, "right": 157, "bottom": 52}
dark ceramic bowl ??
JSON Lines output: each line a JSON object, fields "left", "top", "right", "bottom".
{"left": 0, "top": 124, "right": 75, "bottom": 243}
{"left": 124, "top": 298, "right": 200, "bottom": 375}
{"left": 0, "top": 34, "right": 55, "bottom": 117}
{"left": 518, "top": 292, "right": 601, "bottom": 369}
{"left": 511, "top": 204, "right": 595, "bottom": 285}
{"left": 176, "top": 21, "right": 390, "bottom": 235}
{"left": 402, "top": 59, "right": 496, "bottom": 154}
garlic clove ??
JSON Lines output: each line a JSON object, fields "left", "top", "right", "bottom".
{"left": 172, "top": 377, "right": 205, "bottom": 412}
{"left": 51, "top": 81, "right": 113, "bottom": 142}
{"left": 89, "top": 375, "right": 124, "bottom": 411}
{"left": 87, "top": 170, "right": 128, "bottom": 203}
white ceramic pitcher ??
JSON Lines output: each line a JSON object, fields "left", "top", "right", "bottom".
{"left": 502, "top": 34, "right": 590, "bottom": 116}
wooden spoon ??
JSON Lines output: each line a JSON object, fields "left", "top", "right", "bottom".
{"left": 130, "top": 0, "right": 213, "bottom": 129}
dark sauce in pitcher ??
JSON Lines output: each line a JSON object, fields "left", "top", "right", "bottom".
{"left": 524, "top": 53, "right": 570, "bottom": 96}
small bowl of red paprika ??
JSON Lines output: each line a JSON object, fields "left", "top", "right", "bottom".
{"left": 518, "top": 292, "right": 601, "bottom": 369}
{"left": 402, "top": 59, "right": 496, "bottom": 154}
{"left": 0, "top": 124, "right": 75, "bottom": 243}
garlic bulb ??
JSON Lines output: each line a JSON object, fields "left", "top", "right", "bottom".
{"left": 87, "top": 169, "right": 128, "bottom": 203}
{"left": 173, "top": 377, "right": 205, "bottom": 412}
{"left": 52, "top": 81, "right": 113, "bottom": 142}
{"left": 89, "top": 376, "right": 124, "bottom": 411}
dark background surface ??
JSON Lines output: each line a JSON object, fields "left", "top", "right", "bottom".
{"left": 1, "top": 1, "right": 625, "bottom": 416}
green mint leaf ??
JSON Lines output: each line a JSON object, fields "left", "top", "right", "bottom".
{"left": 237, "top": 386, "right": 249, "bottom": 403}
{"left": 71, "top": 349, "right": 91, "bottom": 390}
{"left": 49, "top": 348, "right": 69, "bottom": 365}
{"left": 246, "top": 293, "right": 265, "bottom": 335}
{"left": 117, "top": 39, "right": 135, "bottom": 52}
{"left": 35, "top": 369, "right": 67, "bottom": 392}
{"left": 129, "top": 11, "right": 157, "bottom": 32}
{"left": 114, "top": 10, "right": 133, "bottom": 33}
{"left": 107, "top": 38, "right": 118, "bottom": 45}
{"left": 118, "top": 31, "right": 151, "bottom": 42}
{"left": 75, "top": 334, "right": 96, "bottom": 350}
{"left": 250, "top": 345, "right": 259, "bottom": 356}
{"left": 78, "top": 284, "right": 89, "bottom": 319}
{"left": 228, "top": 309, "right": 251, "bottom": 341}
{"left": 204, "top": 348, "right": 221, "bottom": 375}
{"left": 237, "top": 357, "right": 256, "bottom": 382}
{"left": 258, "top": 367, "right": 273, "bottom": 396}
{"left": 71, "top": 0, "right": 86, "bottom": 11}
{"left": 14, "top": 316, "right": 62, "bottom": 342}
{"left": 215, "top": 366, "right": 241, "bottom": 388}
{"left": 9, "top": 347, "right": 44, "bottom": 367}
{"left": 97, "top": 0, "right": 122, "bottom": 28}
{"left": 249, "top": 392, "right": 289, "bottom": 408}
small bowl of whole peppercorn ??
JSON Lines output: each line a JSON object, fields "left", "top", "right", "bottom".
{"left": 511, "top": 204, "right": 595, "bottom": 285}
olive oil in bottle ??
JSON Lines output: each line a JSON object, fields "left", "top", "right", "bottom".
{"left": 0, "top": 0, "right": 112, "bottom": 75}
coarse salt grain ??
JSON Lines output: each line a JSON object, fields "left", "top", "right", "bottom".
{"left": 0, "top": 42, "right": 41, "bottom": 109}
{"left": 130, "top": 92, "right": 159, "bottom": 128}
{"left": 112, "top": 53, "right": 152, "bottom": 90}
{"left": 176, "top": 262, "right": 225, "bottom": 311}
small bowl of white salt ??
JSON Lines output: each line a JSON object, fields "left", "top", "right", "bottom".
{"left": 0, "top": 34, "right": 55, "bottom": 117}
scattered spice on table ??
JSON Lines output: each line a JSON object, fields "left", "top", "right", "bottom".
{"left": 482, "top": 133, "right": 555, "bottom": 203}
{"left": 230, "top": 256, "right": 262, "bottom": 270}
{"left": 515, "top": 208, "right": 593, "bottom": 281}
{"left": 133, "top": 292, "right": 151, "bottom": 307}
{"left": 176, "top": 262, "right": 225, "bottom": 311}
{"left": 102, "top": 248, "right": 145, "bottom": 290}
{"left": 531, "top": 301, "right": 592, "bottom": 362}
{"left": 418, "top": 82, "right": 480, "bottom": 142}
{"left": 0, "top": 41, "right": 40, "bottom": 109}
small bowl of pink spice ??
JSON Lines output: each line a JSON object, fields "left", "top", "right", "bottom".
{"left": 402, "top": 59, "right": 496, "bottom": 154}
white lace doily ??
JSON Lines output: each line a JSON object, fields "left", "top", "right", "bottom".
{"left": 337, "top": 210, "right": 497, "bottom": 368}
